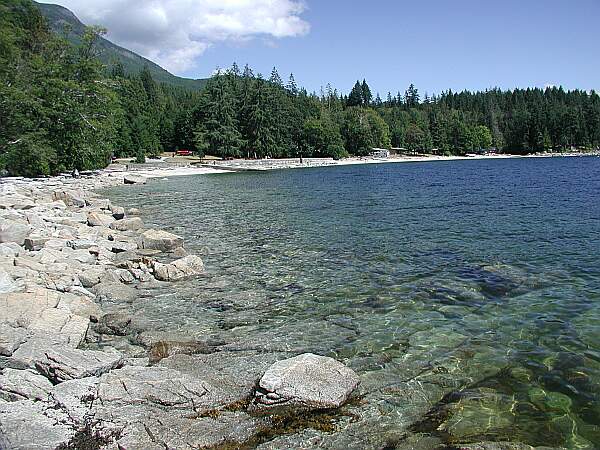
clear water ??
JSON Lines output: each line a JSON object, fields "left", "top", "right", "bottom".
{"left": 104, "top": 157, "right": 600, "bottom": 448}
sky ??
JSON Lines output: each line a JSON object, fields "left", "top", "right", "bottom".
{"left": 39, "top": 0, "right": 600, "bottom": 96}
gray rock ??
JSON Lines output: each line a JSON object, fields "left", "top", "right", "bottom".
{"left": 137, "top": 229, "right": 184, "bottom": 252}
{"left": 0, "top": 368, "right": 53, "bottom": 401}
{"left": 67, "top": 239, "right": 97, "bottom": 250}
{"left": 127, "top": 207, "right": 141, "bottom": 215}
{"left": 0, "top": 269, "right": 17, "bottom": 294}
{"left": 33, "top": 345, "right": 123, "bottom": 383}
{"left": 89, "top": 198, "right": 111, "bottom": 210}
{"left": 96, "top": 365, "right": 232, "bottom": 413}
{"left": 110, "top": 206, "right": 125, "bottom": 220}
{"left": 0, "top": 220, "right": 31, "bottom": 245}
{"left": 152, "top": 255, "right": 204, "bottom": 281}
{"left": 0, "top": 400, "right": 75, "bottom": 449}
{"left": 254, "top": 353, "right": 360, "bottom": 411}
{"left": 93, "top": 282, "right": 137, "bottom": 304}
{"left": 0, "top": 289, "right": 90, "bottom": 348}
{"left": 0, "top": 324, "right": 30, "bottom": 357}
{"left": 110, "top": 217, "right": 143, "bottom": 231}
{"left": 0, "top": 242, "right": 21, "bottom": 257}
{"left": 110, "top": 240, "right": 138, "bottom": 253}
{"left": 114, "top": 411, "right": 263, "bottom": 450}
{"left": 148, "top": 340, "right": 214, "bottom": 364}
{"left": 86, "top": 212, "right": 115, "bottom": 227}
{"left": 78, "top": 266, "right": 111, "bottom": 288}
{"left": 53, "top": 189, "right": 86, "bottom": 207}
{"left": 95, "top": 313, "right": 132, "bottom": 336}
{"left": 48, "top": 376, "right": 100, "bottom": 424}
{"left": 123, "top": 175, "right": 147, "bottom": 185}
{"left": 172, "top": 246, "right": 188, "bottom": 258}
{"left": 114, "top": 268, "right": 136, "bottom": 283}
{"left": 23, "top": 235, "right": 49, "bottom": 251}
{"left": 161, "top": 352, "right": 282, "bottom": 405}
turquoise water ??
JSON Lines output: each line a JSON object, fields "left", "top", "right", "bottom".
{"left": 106, "top": 157, "right": 600, "bottom": 448}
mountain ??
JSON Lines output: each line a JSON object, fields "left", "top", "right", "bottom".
{"left": 35, "top": 2, "right": 207, "bottom": 91}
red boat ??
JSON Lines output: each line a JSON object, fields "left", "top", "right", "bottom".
{"left": 175, "top": 149, "right": 193, "bottom": 156}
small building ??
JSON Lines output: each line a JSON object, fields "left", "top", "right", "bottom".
{"left": 371, "top": 149, "right": 390, "bottom": 158}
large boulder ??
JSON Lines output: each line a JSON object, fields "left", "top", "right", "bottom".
{"left": 138, "top": 229, "right": 184, "bottom": 252}
{"left": 254, "top": 353, "right": 360, "bottom": 412}
{"left": 52, "top": 189, "right": 86, "bottom": 207}
{"left": 110, "top": 205, "right": 125, "bottom": 220}
{"left": 0, "top": 220, "right": 31, "bottom": 245}
{"left": 152, "top": 255, "right": 204, "bottom": 281}
{"left": 110, "top": 217, "right": 144, "bottom": 231}
{"left": 87, "top": 212, "right": 115, "bottom": 227}
{"left": 123, "top": 175, "right": 147, "bottom": 185}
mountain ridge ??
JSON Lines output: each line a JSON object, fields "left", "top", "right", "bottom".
{"left": 35, "top": 1, "right": 207, "bottom": 90}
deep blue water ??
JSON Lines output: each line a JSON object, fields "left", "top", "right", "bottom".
{"left": 106, "top": 157, "right": 600, "bottom": 448}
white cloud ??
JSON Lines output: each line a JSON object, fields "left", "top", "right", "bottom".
{"left": 38, "top": 0, "right": 310, "bottom": 74}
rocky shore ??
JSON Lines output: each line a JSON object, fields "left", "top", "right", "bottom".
{"left": 0, "top": 171, "right": 361, "bottom": 449}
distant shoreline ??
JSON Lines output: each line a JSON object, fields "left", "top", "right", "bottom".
{"left": 117, "top": 151, "right": 598, "bottom": 178}
{"left": 2, "top": 152, "right": 595, "bottom": 184}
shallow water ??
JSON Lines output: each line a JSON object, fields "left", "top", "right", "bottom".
{"left": 105, "top": 157, "right": 600, "bottom": 448}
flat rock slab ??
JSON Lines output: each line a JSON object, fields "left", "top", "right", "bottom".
{"left": 97, "top": 365, "right": 216, "bottom": 412}
{"left": 0, "top": 289, "right": 90, "bottom": 347}
{"left": 114, "top": 411, "right": 263, "bottom": 450}
{"left": 0, "top": 400, "right": 75, "bottom": 450}
{"left": 37, "top": 346, "right": 123, "bottom": 383}
{"left": 0, "top": 324, "right": 30, "bottom": 357}
{"left": 0, "top": 368, "right": 53, "bottom": 401}
{"left": 254, "top": 353, "right": 360, "bottom": 412}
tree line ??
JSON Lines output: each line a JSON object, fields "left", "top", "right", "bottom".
{"left": 1, "top": 0, "right": 599, "bottom": 177}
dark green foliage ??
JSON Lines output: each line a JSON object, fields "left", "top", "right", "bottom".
{"left": 2, "top": 0, "right": 598, "bottom": 178}
{"left": 0, "top": 1, "right": 118, "bottom": 175}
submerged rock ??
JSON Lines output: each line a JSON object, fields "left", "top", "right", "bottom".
{"left": 95, "top": 313, "right": 132, "bottom": 336}
{"left": 148, "top": 340, "right": 214, "bottom": 364}
{"left": 93, "top": 281, "right": 137, "bottom": 304}
{"left": 152, "top": 255, "right": 205, "bottom": 281}
{"left": 254, "top": 353, "right": 360, "bottom": 412}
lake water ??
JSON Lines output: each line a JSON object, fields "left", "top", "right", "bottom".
{"left": 105, "top": 157, "right": 600, "bottom": 449}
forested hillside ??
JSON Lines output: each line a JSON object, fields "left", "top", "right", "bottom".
{"left": 1, "top": 0, "right": 599, "bottom": 177}
{"left": 35, "top": 1, "right": 207, "bottom": 91}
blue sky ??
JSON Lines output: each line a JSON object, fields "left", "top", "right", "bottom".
{"left": 43, "top": 0, "right": 600, "bottom": 96}
{"left": 188, "top": 0, "right": 600, "bottom": 96}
